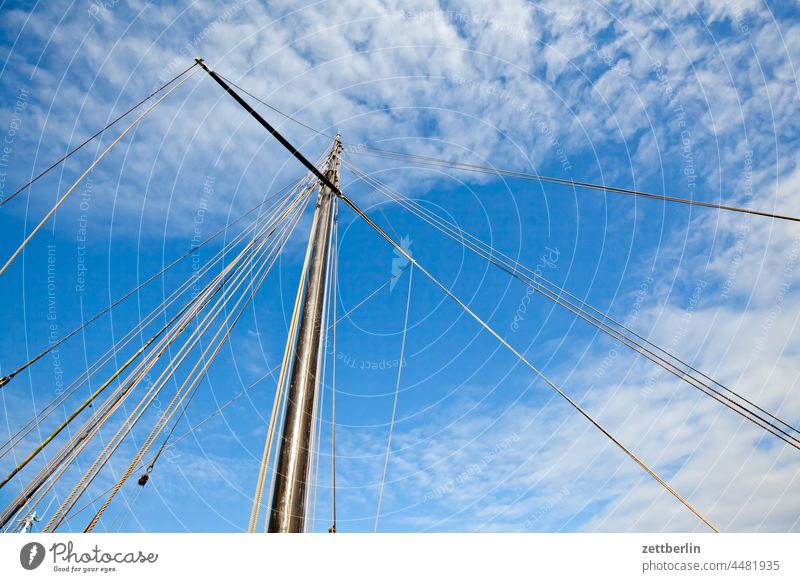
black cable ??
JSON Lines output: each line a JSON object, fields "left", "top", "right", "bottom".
{"left": 346, "top": 162, "right": 800, "bottom": 450}
{"left": 199, "top": 70, "right": 799, "bottom": 224}
{"left": 216, "top": 73, "right": 339, "bottom": 141}
{"left": 352, "top": 147, "right": 800, "bottom": 223}
{"left": 0, "top": 62, "right": 199, "bottom": 207}
{"left": 0, "top": 178, "right": 299, "bottom": 389}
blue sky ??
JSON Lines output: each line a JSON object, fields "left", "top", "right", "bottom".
{"left": 1, "top": 0, "right": 799, "bottom": 532}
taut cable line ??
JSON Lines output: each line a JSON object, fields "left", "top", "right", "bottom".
{"left": 0, "top": 177, "right": 301, "bottom": 390}
{"left": 190, "top": 71, "right": 799, "bottom": 223}
{"left": 0, "top": 68, "right": 200, "bottom": 278}
{"left": 0, "top": 62, "right": 199, "bottom": 207}
{"left": 336, "top": 188, "right": 719, "bottom": 533}
{"left": 343, "top": 161, "right": 800, "bottom": 450}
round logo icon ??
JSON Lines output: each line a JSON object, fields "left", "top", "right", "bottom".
{"left": 19, "top": 542, "right": 46, "bottom": 570}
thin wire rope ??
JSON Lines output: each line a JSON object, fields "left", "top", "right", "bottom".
{"left": 67, "top": 197, "right": 308, "bottom": 532}
{"left": 337, "top": 189, "right": 719, "bottom": 533}
{"left": 41, "top": 188, "right": 308, "bottom": 531}
{"left": 0, "top": 189, "right": 289, "bottom": 451}
{"left": 0, "top": 69, "right": 200, "bottom": 278}
{"left": 0, "top": 62, "right": 199, "bottom": 207}
{"left": 0, "top": 196, "right": 291, "bottom": 475}
{"left": 350, "top": 147, "right": 800, "bottom": 223}
{"left": 3, "top": 170, "right": 320, "bottom": 523}
{"left": 345, "top": 162, "right": 800, "bottom": 448}
{"left": 0, "top": 194, "right": 288, "bottom": 458}
{"left": 84, "top": 206, "right": 306, "bottom": 532}
{"left": 329, "top": 201, "right": 339, "bottom": 533}
{"left": 199, "top": 75, "right": 797, "bottom": 223}
{"left": 248, "top": 188, "right": 318, "bottom": 532}
{"left": 54, "top": 366, "right": 283, "bottom": 529}
{"left": 374, "top": 264, "right": 413, "bottom": 532}
{"left": 74, "top": 193, "right": 311, "bottom": 532}
{"left": 0, "top": 181, "right": 308, "bottom": 486}
{"left": 0, "top": 176, "right": 300, "bottom": 389}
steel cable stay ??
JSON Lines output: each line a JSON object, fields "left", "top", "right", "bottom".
{"left": 0, "top": 68, "right": 201, "bottom": 278}
{"left": 182, "top": 65, "right": 800, "bottom": 450}
{"left": 0, "top": 178, "right": 310, "bottom": 462}
{"left": 0, "top": 175, "right": 305, "bottom": 391}
{"left": 0, "top": 62, "right": 200, "bottom": 208}
{"left": 43, "top": 196, "right": 308, "bottom": 532}
{"left": 351, "top": 164, "right": 800, "bottom": 447}
{"left": 191, "top": 66, "right": 716, "bottom": 532}
{"left": 43, "top": 190, "right": 312, "bottom": 532}
{"left": 81, "top": 197, "right": 311, "bottom": 533}
{"left": 0, "top": 178, "right": 315, "bottom": 484}
{"left": 0, "top": 183, "right": 312, "bottom": 529}
{"left": 374, "top": 263, "right": 413, "bottom": 533}
{"left": 344, "top": 162, "right": 800, "bottom": 450}
{"left": 9, "top": 59, "right": 794, "bottom": 534}
{"left": 336, "top": 189, "right": 719, "bottom": 532}
{"left": 348, "top": 147, "right": 800, "bottom": 223}
{"left": 200, "top": 73, "right": 799, "bottom": 223}
{"left": 19, "top": 364, "right": 285, "bottom": 532}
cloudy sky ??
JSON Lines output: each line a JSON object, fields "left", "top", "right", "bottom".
{"left": 0, "top": 0, "right": 799, "bottom": 533}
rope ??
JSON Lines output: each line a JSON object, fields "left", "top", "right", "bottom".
{"left": 0, "top": 68, "right": 199, "bottom": 278}
{"left": 374, "top": 264, "right": 413, "bottom": 532}
{"left": 50, "top": 366, "right": 281, "bottom": 530}
{"left": 248, "top": 186, "right": 318, "bottom": 533}
{"left": 0, "top": 183, "right": 307, "bottom": 495}
{"left": 0, "top": 62, "right": 199, "bottom": 207}
{"left": 350, "top": 147, "right": 800, "bottom": 223}
{"left": 329, "top": 202, "right": 339, "bottom": 533}
{"left": 337, "top": 189, "right": 719, "bottom": 533}
{"left": 40, "top": 186, "right": 309, "bottom": 531}
{"left": 0, "top": 191, "right": 288, "bottom": 454}
{"left": 77, "top": 191, "right": 311, "bottom": 532}
{"left": 192, "top": 73, "right": 798, "bottom": 223}
{"left": 345, "top": 162, "right": 800, "bottom": 449}
{"left": 0, "top": 177, "right": 300, "bottom": 390}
